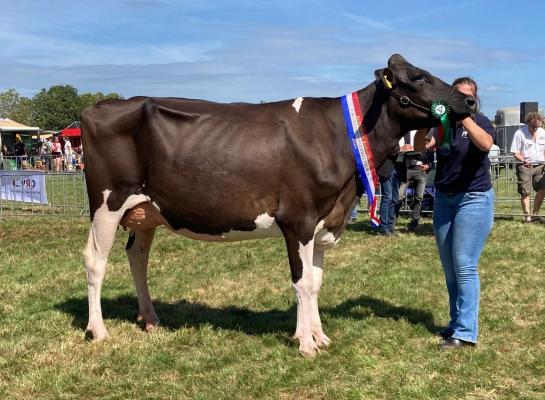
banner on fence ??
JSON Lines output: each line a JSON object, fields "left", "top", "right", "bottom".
{"left": 0, "top": 170, "right": 48, "bottom": 204}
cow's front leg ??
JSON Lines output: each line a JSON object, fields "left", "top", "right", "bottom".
{"left": 310, "top": 248, "right": 331, "bottom": 349}
{"left": 126, "top": 228, "right": 159, "bottom": 332}
{"left": 283, "top": 228, "right": 319, "bottom": 357}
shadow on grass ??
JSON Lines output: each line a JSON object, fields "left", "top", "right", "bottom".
{"left": 56, "top": 293, "right": 440, "bottom": 338}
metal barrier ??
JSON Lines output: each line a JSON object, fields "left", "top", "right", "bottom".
{"left": 0, "top": 171, "right": 89, "bottom": 217}
{"left": 0, "top": 156, "right": 540, "bottom": 219}
{"left": 0, "top": 154, "right": 84, "bottom": 172}
{"left": 396, "top": 155, "right": 538, "bottom": 220}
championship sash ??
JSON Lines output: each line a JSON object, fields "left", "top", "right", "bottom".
{"left": 341, "top": 92, "right": 380, "bottom": 227}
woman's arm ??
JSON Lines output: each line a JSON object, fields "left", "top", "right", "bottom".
{"left": 461, "top": 117, "right": 493, "bottom": 152}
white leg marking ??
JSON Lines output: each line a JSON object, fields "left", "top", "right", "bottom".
{"left": 126, "top": 229, "right": 159, "bottom": 332}
{"left": 310, "top": 249, "right": 331, "bottom": 349}
{"left": 314, "top": 220, "right": 340, "bottom": 251}
{"left": 84, "top": 190, "right": 151, "bottom": 340}
{"left": 292, "top": 97, "right": 304, "bottom": 113}
{"left": 293, "top": 238, "right": 319, "bottom": 357}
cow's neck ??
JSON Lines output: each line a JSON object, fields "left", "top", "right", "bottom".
{"left": 354, "top": 82, "right": 407, "bottom": 171}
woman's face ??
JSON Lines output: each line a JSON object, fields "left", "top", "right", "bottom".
{"left": 455, "top": 82, "right": 476, "bottom": 98}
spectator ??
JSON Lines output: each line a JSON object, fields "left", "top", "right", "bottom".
{"left": 427, "top": 77, "right": 494, "bottom": 350}
{"left": 14, "top": 134, "right": 27, "bottom": 168}
{"left": 64, "top": 137, "right": 73, "bottom": 171}
{"left": 39, "top": 139, "right": 48, "bottom": 165}
{"left": 44, "top": 137, "right": 52, "bottom": 170}
{"left": 377, "top": 137, "right": 411, "bottom": 236}
{"left": 510, "top": 112, "right": 545, "bottom": 223}
{"left": 397, "top": 129, "right": 434, "bottom": 232}
{"left": 0, "top": 144, "right": 7, "bottom": 169}
{"left": 51, "top": 136, "right": 62, "bottom": 172}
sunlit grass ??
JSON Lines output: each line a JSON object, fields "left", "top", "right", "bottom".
{"left": 0, "top": 216, "right": 544, "bottom": 399}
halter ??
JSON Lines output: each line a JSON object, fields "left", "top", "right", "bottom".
{"left": 380, "top": 75, "right": 457, "bottom": 114}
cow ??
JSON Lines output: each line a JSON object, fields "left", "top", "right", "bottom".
{"left": 81, "top": 54, "right": 476, "bottom": 357}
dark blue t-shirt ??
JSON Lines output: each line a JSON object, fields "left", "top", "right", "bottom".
{"left": 434, "top": 113, "right": 494, "bottom": 193}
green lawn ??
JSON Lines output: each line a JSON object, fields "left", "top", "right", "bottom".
{"left": 0, "top": 216, "right": 544, "bottom": 399}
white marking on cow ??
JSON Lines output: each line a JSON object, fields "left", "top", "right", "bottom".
{"left": 310, "top": 249, "right": 330, "bottom": 349}
{"left": 172, "top": 212, "right": 283, "bottom": 242}
{"left": 292, "top": 97, "right": 304, "bottom": 113}
{"left": 313, "top": 220, "right": 339, "bottom": 250}
{"left": 84, "top": 189, "right": 152, "bottom": 340}
{"left": 293, "top": 239, "right": 319, "bottom": 357}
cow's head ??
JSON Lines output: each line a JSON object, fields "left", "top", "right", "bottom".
{"left": 374, "top": 54, "right": 476, "bottom": 128}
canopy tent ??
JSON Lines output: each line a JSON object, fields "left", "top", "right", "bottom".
{"left": 0, "top": 118, "right": 40, "bottom": 133}
{"left": 0, "top": 118, "right": 40, "bottom": 154}
{"left": 60, "top": 121, "right": 82, "bottom": 150}
{"left": 61, "top": 121, "right": 81, "bottom": 137}
{"left": 62, "top": 128, "right": 81, "bottom": 137}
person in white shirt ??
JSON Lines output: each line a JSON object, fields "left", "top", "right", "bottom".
{"left": 64, "top": 137, "right": 73, "bottom": 171}
{"left": 510, "top": 112, "right": 545, "bottom": 223}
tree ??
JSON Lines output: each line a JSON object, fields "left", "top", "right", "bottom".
{"left": 78, "top": 91, "right": 123, "bottom": 115}
{"left": 0, "top": 89, "right": 35, "bottom": 125}
{"left": 0, "top": 89, "right": 23, "bottom": 119}
{"left": 10, "top": 97, "right": 34, "bottom": 126}
{"left": 32, "top": 85, "right": 81, "bottom": 130}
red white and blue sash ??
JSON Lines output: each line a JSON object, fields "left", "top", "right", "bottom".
{"left": 341, "top": 92, "right": 380, "bottom": 227}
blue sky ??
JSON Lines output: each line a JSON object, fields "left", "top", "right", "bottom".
{"left": 1, "top": 0, "right": 544, "bottom": 118}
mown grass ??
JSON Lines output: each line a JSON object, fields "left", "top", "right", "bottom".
{"left": 0, "top": 216, "right": 544, "bottom": 399}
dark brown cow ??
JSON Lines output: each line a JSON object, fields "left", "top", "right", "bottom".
{"left": 82, "top": 54, "right": 475, "bottom": 357}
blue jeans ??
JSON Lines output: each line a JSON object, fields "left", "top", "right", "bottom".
{"left": 379, "top": 167, "right": 400, "bottom": 233}
{"left": 350, "top": 204, "right": 358, "bottom": 220}
{"left": 433, "top": 189, "right": 494, "bottom": 343}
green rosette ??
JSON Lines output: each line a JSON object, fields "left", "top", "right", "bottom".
{"left": 431, "top": 100, "right": 452, "bottom": 148}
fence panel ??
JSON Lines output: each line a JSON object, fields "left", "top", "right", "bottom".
{"left": 0, "top": 171, "right": 89, "bottom": 217}
{"left": 378, "top": 156, "right": 538, "bottom": 220}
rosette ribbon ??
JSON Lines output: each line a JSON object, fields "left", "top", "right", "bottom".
{"left": 431, "top": 100, "right": 452, "bottom": 148}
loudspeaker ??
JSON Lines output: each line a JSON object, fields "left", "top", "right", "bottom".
{"left": 520, "top": 102, "right": 538, "bottom": 123}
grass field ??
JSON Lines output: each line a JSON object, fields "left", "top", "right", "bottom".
{"left": 1, "top": 216, "right": 544, "bottom": 399}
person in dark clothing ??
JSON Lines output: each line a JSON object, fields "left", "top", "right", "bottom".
{"left": 377, "top": 140, "right": 411, "bottom": 236}
{"left": 14, "top": 135, "right": 27, "bottom": 169}
{"left": 397, "top": 129, "right": 435, "bottom": 232}
{"left": 427, "top": 77, "right": 494, "bottom": 350}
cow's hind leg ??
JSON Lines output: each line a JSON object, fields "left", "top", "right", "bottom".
{"left": 283, "top": 227, "right": 320, "bottom": 357}
{"left": 310, "top": 248, "right": 331, "bottom": 349}
{"left": 126, "top": 228, "right": 159, "bottom": 332}
{"left": 83, "top": 215, "right": 121, "bottom": 340}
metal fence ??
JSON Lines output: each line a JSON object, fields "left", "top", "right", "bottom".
{"left": 397, "top": 155, "right": 533, "bottom": 220}
{"left": 0, "top": 156, "right": 540, "bottom": 219}
{"left": 0, "top": 154, "right": 84, "bottom": 172}
{"left": 0, "top": 171, "right": 89, "bottom": 217}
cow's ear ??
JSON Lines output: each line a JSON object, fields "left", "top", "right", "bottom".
{"left": 375, "top": 68, "right": 394, "bottom": 90}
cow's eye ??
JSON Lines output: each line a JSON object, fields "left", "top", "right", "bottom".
{"left": 411, "top": 75, "right": 426, "bottom": 83}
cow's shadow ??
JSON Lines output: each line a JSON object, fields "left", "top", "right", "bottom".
{"left": 56, "top": 294, "right": 441, "bottom": 341}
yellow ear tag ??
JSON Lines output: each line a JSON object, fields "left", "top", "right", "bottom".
{"left": 381, "top": 74, "right": 393, "bottom": 89}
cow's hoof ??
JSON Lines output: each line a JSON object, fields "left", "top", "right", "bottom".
{"left": 298, "top": 342, "right": 320, "bottom": 358}
{"left": 315, "top": 334, "right": 331, "bottom": 349}
{"left": 85, "top": 325, "right": 108, "bottom": 341}
{"left": 137, "top": 314, "right": 160, "bottom": 332}
{"left": 145, "top": 319, "right": 159, "bottom": 332}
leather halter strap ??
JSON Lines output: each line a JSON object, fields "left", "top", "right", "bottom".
{"left": 384, "top": 85, "right": 457, "bottom": 114}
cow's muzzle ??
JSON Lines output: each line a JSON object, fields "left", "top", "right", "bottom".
{"left": 465, "top": 96, "right": 477, "bottom": 113}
